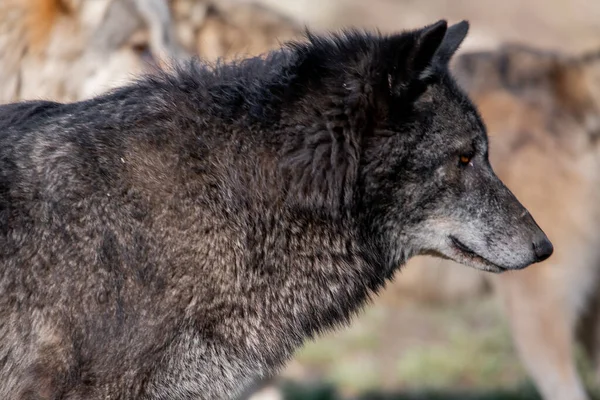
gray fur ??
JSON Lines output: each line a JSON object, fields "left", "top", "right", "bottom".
{"left": 0, "top": 21, "right": 551, "bottom": 399}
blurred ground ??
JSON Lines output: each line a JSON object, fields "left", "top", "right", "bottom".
{"left": 288, "top": 296, "right": 521, "bottom": 393}
{"left": 278, "top": 293, "right": 600, "bottom": 399}
{"left": 270, "top": 296, "right": 600, "bottom": 400}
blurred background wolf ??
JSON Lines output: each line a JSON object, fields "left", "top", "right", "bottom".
{"left": 2, "top": 1, "right": 600, "bottom": 399}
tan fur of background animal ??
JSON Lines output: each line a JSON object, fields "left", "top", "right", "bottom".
{"left": 0, "top": 0, "right": 301, "bottom": 104}
{"left": 0, "top": 0, "right": 178, "bottom": 103}
{"left": 171, "top": 0, "right": 301, "bottom": 61}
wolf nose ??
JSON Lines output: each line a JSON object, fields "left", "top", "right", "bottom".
{"left": 532, "top": 237, "right": 553, "bottom": 262}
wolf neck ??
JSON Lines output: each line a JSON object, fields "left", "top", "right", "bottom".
{"left": 231, "top": 212, "right": 387, "bottom": 362}
{"left": 175, "top": 153, "right": 391, "bottom": 366}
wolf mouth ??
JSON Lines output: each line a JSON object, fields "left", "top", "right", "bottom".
{"left": 449, "top": 236, "right": 507, "bottom": 272}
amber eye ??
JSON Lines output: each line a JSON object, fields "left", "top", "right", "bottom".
{"left": 459, "top": 154, "right": 472, "bottom": 166}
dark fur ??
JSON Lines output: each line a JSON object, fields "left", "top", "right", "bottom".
{"left": 0, "top": 21, "right": 550, "bottom": 399}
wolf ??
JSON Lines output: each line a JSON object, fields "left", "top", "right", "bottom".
{"left": 0, "top": 21, "right": 552, "bottom": 399}
{"left": 400, "top": 44, "right": 600, "bottom": 400}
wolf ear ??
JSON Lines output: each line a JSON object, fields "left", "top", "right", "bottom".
{"left": 389, "top": 20, "right": 469, "bottom": 86}
{"left": 433, "top": 21, "right": 470, "bottom": 66}
{"left": 405, "top": 20, "right": 449, "bottom": 77}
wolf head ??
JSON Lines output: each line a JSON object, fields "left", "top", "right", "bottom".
{"left": 281, "top": 20, "right": 552, "bottom": 273}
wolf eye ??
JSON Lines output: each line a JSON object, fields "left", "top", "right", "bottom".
{"left": 459, "top": 154, "right": 472, "bottom": 166}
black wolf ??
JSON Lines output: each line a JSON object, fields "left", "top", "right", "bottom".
{"left": 0, "top": 20, "right": 552, "bottom": 399}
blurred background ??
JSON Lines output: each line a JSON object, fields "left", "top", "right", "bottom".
{"left": 2, "top": 1, "right": 600, "bottom": 399}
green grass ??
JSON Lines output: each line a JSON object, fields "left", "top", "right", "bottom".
{"left": 394, "top": 322, "right": 524, "bottom": 388}
{"left": 280, "top": 380, "right": 600, "bottom": 400}
{"left": 293, "top": 298, "right": 527, "bottom": 392}
{"left": 282, "top": 295, "right": 600, "bottom": 400}
{"left": 293, "top": 306, "right": 387, "bottom": 391}
{"left": 280, "top": 380, "right": 545, "bottom": 400}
